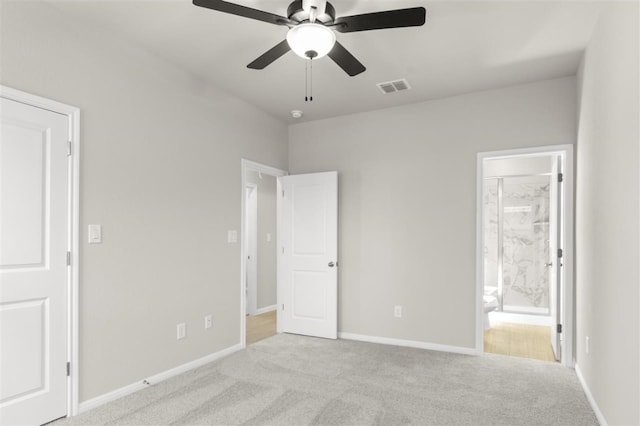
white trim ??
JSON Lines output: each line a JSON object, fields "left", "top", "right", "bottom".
{"left": 476, "top": 152, "right": 485, "bottom": 354}
{"left": 575, "top": 364, "right": 608, "bottom": 426}
{"left": 79, "top": 343, "right": 242, "bottom": 414}
{"left": 0, "top": 86, "right": 77, "bottom": 116}
{"left": 489, "top": 311, "right": 552, "bottom": 326}
{"left": 339, "top": 332, "right": 479, "bottom": 356}
{"left": 501, "top": 305, "right": 550, "bottom": 315}
{"left": 245, "top": 182, "right": 258, "bottom": 316}
{"left": 276, "top": 177, "right": 284, "bottom": 335}
{"left": 254, "top": 304, "right": 277, "bottom": 316}
{"left": 240, "top": 160, "right": 287, "bottom": 349}
{"left": 0, "top": 86, "right": 81, "bottom": 417}
{"left": 242, "top": 159, "right": 288, "bottom": 177}
{"left": 70, "top": 100, "right": 80, "bottom": 418}
{"left": 476, "top": 144, "right": 575, "bottom": 367}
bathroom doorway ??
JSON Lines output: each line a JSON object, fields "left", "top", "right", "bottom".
{"left": 476, "top": 145, "right": 574, "bottom": 366}
{"left": 241, "top": 160, "right": 287, "bottom": 346}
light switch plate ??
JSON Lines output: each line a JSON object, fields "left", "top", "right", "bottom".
{"left": 227, "top": 230, "right": 238, "bottom": 243}
{"left": 88, "top": 224, "right": 102, "bottom": 244}
{"left": 177, "top": 323, "right": 186, "bottom": 340}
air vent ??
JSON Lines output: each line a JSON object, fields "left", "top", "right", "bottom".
{"left": 376, "top": 78, "right": 411, "bottom": 94}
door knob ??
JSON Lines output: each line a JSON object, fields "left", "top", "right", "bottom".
{"left": 328, "top": 261, "right": 336, "bottom": 267}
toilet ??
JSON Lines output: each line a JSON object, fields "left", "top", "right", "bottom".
{"left": 483, "top": 286, "right": 498, "bottom": 330}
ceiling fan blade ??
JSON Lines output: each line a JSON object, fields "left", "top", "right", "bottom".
{"left": 328, "top": 41, "right": 366, "bottom": 76}
{"left": 247, "top": 40, "right": 291, "bottom": 70}
{"left": 193, "top": 0, "right": 293, "bottom": 26}
{"left": 334, "top": 7, "right": 426, "bottom": 33}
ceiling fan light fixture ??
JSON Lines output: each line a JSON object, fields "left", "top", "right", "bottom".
{"left": 286, "top": 23, "right": 336, "bottom": 59}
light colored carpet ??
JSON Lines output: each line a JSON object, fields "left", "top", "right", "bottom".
{"left": 59, "top": 334, "right": 598, "bottom": 425}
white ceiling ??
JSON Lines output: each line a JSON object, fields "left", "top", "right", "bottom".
{"left": 44, "top": 0, "right": 603, "bottom": 123}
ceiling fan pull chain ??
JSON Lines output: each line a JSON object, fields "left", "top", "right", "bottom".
{"left": 304, "top": 58, "right": 314, "bottom": 101}
{"left": 310, "top": 58, "right": 313, "bottom": 101}
{"left": 305, "top": 60, "right": 309, "bottom": 102}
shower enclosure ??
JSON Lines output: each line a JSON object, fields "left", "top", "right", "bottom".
{"left": 484, "top": 175, "right": 551, "bottom": 315}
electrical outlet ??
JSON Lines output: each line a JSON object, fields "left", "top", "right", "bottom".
{"left": 177, "top": 323, "right": 186, "bottom": 340}
{"left": 394, "top": 305, "right": 402, "bottom": 318}
{"left": 585, "top": 336, "right": 590, "bottom": 354}
{"left": 204, "top": 315, "right": 212, "bottom": 329}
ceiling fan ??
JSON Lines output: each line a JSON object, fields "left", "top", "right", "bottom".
{"left": 193, "top": 0, "right": 426, "bottom": 77}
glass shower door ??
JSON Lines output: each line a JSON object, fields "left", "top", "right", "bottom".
{"left": 483, "top": 179, "right": 499, "bottom": 293}
{"left": 501, "top": 175, "right": 551, "bottom": 315}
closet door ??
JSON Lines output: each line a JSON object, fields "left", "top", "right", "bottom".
{"left": 0, "top": 97, "right": 70, "bottom": 425}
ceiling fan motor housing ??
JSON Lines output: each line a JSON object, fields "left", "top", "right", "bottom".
{"left": 287, "top": 0, "right": 335, "bottom": 25}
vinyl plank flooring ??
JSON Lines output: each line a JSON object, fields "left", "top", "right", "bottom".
{"left": 484, "top": 322, "right": 557, "bottom": 362}
{"left": 246, "top": 310, "right": 276, "bottom": 345}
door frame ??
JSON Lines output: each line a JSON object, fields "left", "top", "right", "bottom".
{"left": 240, "top": 159, "right": 287, "bottom": 347}
{"left": 1, "top": 85, "right": 81, "bottom": 416}
{"left": 244, "top": 183, "right": 258, "bottom": 315}
{"left": 475, "top": 144, "right": 574, "bottom": 367}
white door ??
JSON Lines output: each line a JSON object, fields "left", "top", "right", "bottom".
{"left": 279, "top": 172, "right": 338, "bottom": 339}
{"left": 0, "top": 98, "right": 69, "bottom": 425}
{"left": 548, "top": 156, "right": 562, "bottom": 361}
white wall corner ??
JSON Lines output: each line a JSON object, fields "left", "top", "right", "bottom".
{"left": 575, "top": 363, "right": 608, "bottom": 426}
{"left": 338, "top": 332, "right": 479, "bottom": 356}
{"left": 78, "top": 343, "right": 243, "bottom": 415}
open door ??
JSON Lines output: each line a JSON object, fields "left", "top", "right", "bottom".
{"left": 0, "top": 97, "right": 69, "bottom": 425}
{"left": 278, "top": 172, "right": 338, "bottom": 339}
{"left": 549, "top": 156, "right": 563, "bottom": 361}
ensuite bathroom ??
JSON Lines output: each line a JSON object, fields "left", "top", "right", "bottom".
{"left": 482, "top": 155, "right": 559, "bottom": 362}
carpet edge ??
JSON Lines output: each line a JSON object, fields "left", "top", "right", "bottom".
{"left": 338, "top": 332, "right": 478, "bottom": 356}
{"left": 77, "top": 343, "right": 243, "bottom": 415}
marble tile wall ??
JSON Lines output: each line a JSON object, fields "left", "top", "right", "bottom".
{"left": 484, "top": 176, "right": 551, "bottom": 313}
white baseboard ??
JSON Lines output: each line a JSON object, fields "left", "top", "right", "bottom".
{"left": 254, "top": 305, "right": 277, "bottom": 316}
{"left": 489, "top": 311, "right": 552, "bottom": 326}
{"left": 338, "top": 332, "right": 478, "bottom": 356}
{"left": 78, "top": 343, "right": 243, "bottom": 414}
{"left": 502, "top": 305, "right": 550, "bottom": 315}
{"left": 575, "top": 363, "right": 608, "bottom": 426}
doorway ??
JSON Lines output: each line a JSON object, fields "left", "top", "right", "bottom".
{"left": 240, "top": 160, "right": 286, "bottom": 346}
{"left": 476, "top": 145, "right": 574, "bottom": 366}
{"left": 240, "top": 161, "right": 339, "bottom": 345}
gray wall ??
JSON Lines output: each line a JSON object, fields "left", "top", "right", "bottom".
{"left": 289, "top": 77, "right": 576, "bottom": 348}
{"left": 576, "top": 2, "right": 639, "bottom": 424}
{"left": 3, "top": 2, "right": 638, "bottom": 422}
{"left": 0, "top": 1, "right": 288, "bottom": 401}
{"left": 245, "top": 171, "right": 277, "bottom": 310}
